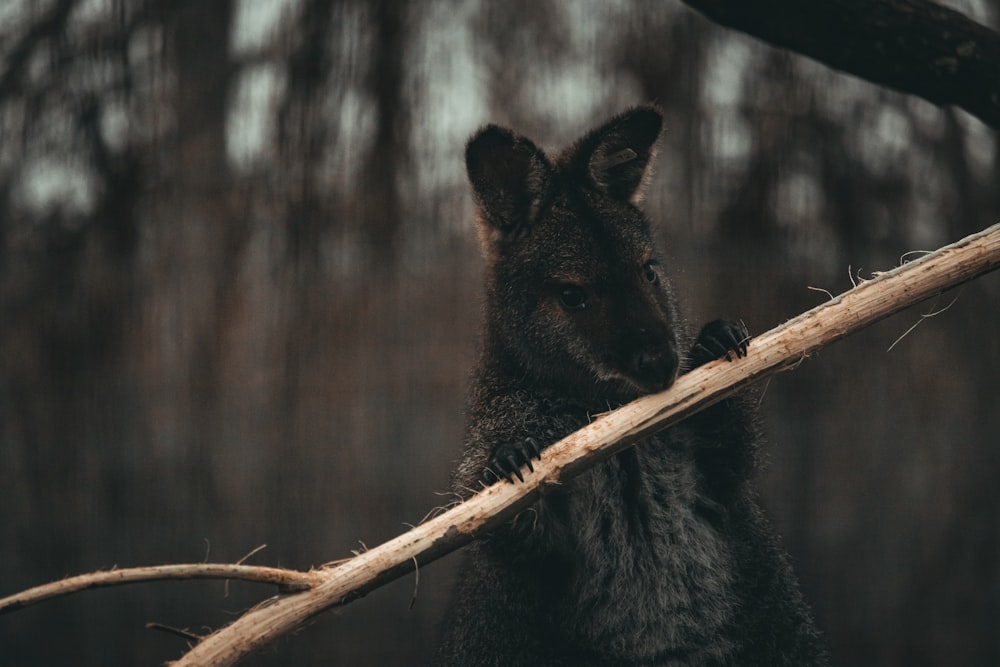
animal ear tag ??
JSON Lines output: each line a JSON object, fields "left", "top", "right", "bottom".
{"left": 571, "top": 105, "right": 663, "bottom": 203}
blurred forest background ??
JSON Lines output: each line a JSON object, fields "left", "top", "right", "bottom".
{"left": 1, "top": 0, "right": 998, "bottom": 665}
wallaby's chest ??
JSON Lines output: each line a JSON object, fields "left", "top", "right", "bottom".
{"left": 506, "top": 429, "right": 738, "bottom": 661}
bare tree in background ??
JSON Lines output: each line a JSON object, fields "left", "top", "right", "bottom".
{"left": 1, "top": 1, "right": 998, "bottom": 665}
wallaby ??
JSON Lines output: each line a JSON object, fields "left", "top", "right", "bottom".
{"left": 434, "top": 106, "right": 828, "bottom": 666}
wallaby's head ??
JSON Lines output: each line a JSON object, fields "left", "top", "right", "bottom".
{"left": 467, "top": 106, "right": 681, "bottom": 403}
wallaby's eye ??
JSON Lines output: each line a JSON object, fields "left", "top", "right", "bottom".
{"left": 642, "top": 260, "right": 660, "bottom": 285}
{"left": 558, "top": 285, "right": 587, "bottom": 311}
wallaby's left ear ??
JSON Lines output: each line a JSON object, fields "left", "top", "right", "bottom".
{"left": 567, "top": 105, "right": 664, "bottom": 203}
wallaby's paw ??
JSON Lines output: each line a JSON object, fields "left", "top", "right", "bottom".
{"left": 689, "top": 319, "right": 750, "bottom": 368}
{"left": 481, "top": 437, "right": 542, "bottom": 485}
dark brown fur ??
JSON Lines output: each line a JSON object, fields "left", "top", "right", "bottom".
{"left": 434, "top": 107, "right": 828, "bottom": 666}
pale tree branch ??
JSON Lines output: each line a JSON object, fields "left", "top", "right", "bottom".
{"left": 173, "top": 222, "right": 1000, "bottom": 666}
{"left": 0, "top": 563, "right": 322, "bottom": 614}
{"left": 2, "top": 224, "right": 999, "bottom": 666}
{"left": 682, "top": 0, "right": 1000, "bottom": 129}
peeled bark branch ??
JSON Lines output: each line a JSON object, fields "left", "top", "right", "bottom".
{"left": 682, "top": 0, "right": 1000, "bottom": 128}
{"left": 167, "top": 223, "right": 1000, "bottom": 666}
{"left": 2, "top": 224, "right": 998, "bottom": 666}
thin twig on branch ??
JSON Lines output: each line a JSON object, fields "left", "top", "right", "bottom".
{"left": 2, "top": 224, "right": 998, "bottom": 666}
{"left": 682, "top": 0, "right": 1000, "bottom": 128}
{"left": 0, "top": 564, "right": 320, "bottom": 615}
{"left": 167, "top": 223, "right": 1000, "bottom": 666}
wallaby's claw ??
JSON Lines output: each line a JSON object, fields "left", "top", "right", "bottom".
{"left": 689, "top": 320, "right": 750, "bottom": 369}
{"left": 481, "top": 437, "right": 542, "bottom": 486}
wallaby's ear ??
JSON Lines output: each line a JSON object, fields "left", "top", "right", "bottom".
{"left": 466, "top": 124, "right": 552, "bottom": 235}
{"left": 568, "top": 105, "right": 664, "bottom": 203}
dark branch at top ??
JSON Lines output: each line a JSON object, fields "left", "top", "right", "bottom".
{"left": 683, "top": 0, "right": 1000, "bottom": 128}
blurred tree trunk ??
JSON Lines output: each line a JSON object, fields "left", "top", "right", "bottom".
{"left": 162, "top": 0, "right": 237, "bottom": 503}
{"left": 173, "top": 1, "right": 233, "bottom": 188}
{"left": 360, "top": 0, "right": 409, "bottom": 267}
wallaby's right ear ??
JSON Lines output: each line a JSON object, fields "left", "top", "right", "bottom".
{"left": 466, "top": 125, "right": 552, "bottom": 236}
{"left": 568, "top": 105, "right": 663, "bottom": 204}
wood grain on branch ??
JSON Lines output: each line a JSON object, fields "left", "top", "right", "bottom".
{"left": 682, "top": 0, "right": 1000, "bottom": 129}
{"left": 162, "top": 222, "right": 1000, "bottom": 666}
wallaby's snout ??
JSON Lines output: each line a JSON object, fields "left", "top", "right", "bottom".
{"left": 628, "top": 343, "right": 679, "bottom": 393}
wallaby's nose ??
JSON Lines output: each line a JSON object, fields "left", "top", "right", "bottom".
{"left": 629, "top": 346, "right": 679, "bottom": 392}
